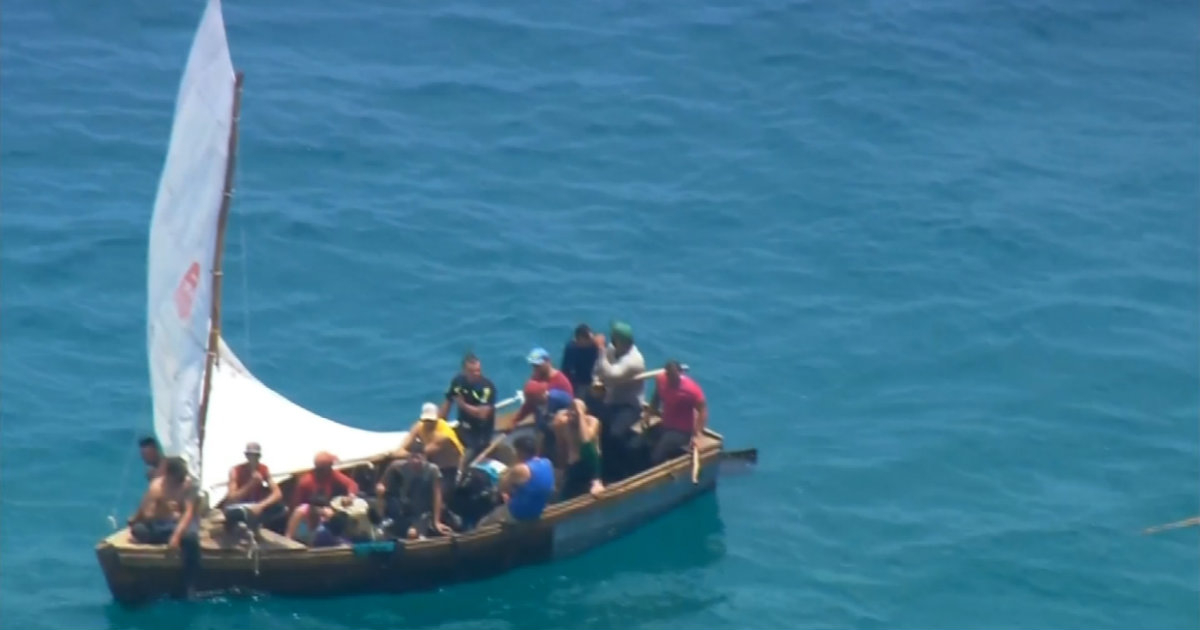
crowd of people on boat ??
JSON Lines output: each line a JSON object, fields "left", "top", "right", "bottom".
{"left": 126, "top": 321, "right": 709, "bottom": 554}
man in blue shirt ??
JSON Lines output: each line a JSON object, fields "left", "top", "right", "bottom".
{"left": 477, "top": 435, "right": 554, "bottom": 526}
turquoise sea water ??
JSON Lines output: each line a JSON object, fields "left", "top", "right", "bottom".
{"left": 2, "top": 0, "right": 1197, "bottom": 628}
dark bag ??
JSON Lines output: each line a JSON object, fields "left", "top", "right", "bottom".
{"left": 222, "top": 505, "right": 258, "bottom": 532}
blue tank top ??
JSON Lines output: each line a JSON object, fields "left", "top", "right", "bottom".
{"left": 508, "top": 457, "right": 554, "bottom": 521}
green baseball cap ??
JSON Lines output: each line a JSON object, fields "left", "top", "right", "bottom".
{"left": 610, "top": 320, "right": 634, "bottom": 341}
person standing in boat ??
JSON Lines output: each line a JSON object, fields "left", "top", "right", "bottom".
{"left": 560, "top": 324, "right": 600, "bottom": 395}
{"left": 393, "top": 402, "right": 465, "bottom": 494}
{"left": 128, "top": 456, "right": 200, "bottom": 580}
{"left": 477, "top": 435, "right": 555, "bottom": 526}
{"left": 376, "top": 440, "right": 456, "bottom": 539}
{"left": 553, "top": 398, "right": 605, "bottom": 500}
{"left": 527, "top": 347, "right": 574, "bottom": 395}
{"left": 648, "top": 360, "right": 708, "bottom": 464}
{"left": 439, "top": 352, "right": 498, "bottom": 459}
{"left": 592, "top": 321, "right": 646, "bottom": 478}
{"left": 219, "top": 441, "right": 285, "bottom": 533}
{"left": 510, "top": 347, "right": 574, "bottom": 425}
{"left": 138, "top": 436, "right": 166, "bottom": 481}
{"left": 285, "top": 451, "right": 360, "bottom": 543}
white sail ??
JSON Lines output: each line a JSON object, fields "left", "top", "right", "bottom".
{"left": 200, "top": 339, "right": 409, "bottom": 504}
{"left": 146, "top": 0, "right": 409, "bottom": 497}
{"left": 146, "top": 0, "right": 236, "bottom": 476}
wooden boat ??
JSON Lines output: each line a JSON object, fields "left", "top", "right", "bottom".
{"left": 95, "top": 0, "right": 755, "bottom": 606}
{"left": 97, "top": 421, "right": 735, "bottom": 605}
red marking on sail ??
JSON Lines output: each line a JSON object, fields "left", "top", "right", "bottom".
{"left": 175, "top": 261, "right": 202, "bottom": 320}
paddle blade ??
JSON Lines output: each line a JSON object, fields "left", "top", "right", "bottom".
{"left": 718, "top": 448, "right": 758, "bottom": 475}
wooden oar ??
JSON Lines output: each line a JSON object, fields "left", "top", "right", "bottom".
{"left": 456, "top": 416, "right": 538, "bottom": 487}
{"left": 468, "top": 434, "right": 508, "bottom": 468}
{"left": 591, "top": 365, "right": 687, "bottom": 396}
{"left": 721, "top": 448, "right": 757, "bottom": 464}
{"left": 494, "top": 390, "right": 525, "bottom": 411}
{"left": 691, "top": 447, "right": 700, "bottom": 484}
{"left": 693, "top": 448, "right": 759, "bottom": 482}
{"left": 1142, "top": 515, "right": 1200, "bottom": 535}
{"left": 715, "top": 448, "right": 758, "bottom": 478}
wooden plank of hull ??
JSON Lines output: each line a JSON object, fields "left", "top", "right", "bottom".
{"left": 98, "top": 432, "right": 723, "bottom": 605}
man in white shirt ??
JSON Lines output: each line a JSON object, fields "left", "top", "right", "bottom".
{"left": 592, "top": 320, "right": 645, "bottom": 479}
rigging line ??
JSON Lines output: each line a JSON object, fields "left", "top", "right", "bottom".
{"left": 107, "top": 425, "right": 144, "bottom": 529}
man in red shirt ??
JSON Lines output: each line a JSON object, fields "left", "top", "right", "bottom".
{"left": 511, "top": 347, "right": 574, "bottom": 425}
{"left": 284, "top": 451, "right": 360, "bottom": 542}
{"left": 220, "top": 442, "right": 285, "bottom": 533}
{"left": 648, "top": 360, "right": 708, "bottom": 465}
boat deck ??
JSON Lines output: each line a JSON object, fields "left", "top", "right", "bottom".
{"left": 103, "top": 517, "right": 308, "bottom": 554}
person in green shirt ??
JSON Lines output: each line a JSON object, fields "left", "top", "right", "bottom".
{"left": 554, "top": 399, "right": 605, "bottom": 500}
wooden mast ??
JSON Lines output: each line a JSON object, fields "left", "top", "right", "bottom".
{"left": 196, "top": 71, "right": 246, "bottom": 470}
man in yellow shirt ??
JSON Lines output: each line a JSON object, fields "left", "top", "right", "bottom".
{"left": 393, "top": 402, "right": 465, "bottom": 489}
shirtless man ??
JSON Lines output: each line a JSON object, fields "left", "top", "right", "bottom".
{"left": 130, "top": 456, "right": 198, "bottom": 545}
{"left": 129, "top": 457, "right": 201, "bottom": 580}
{"left": 553, "top": 398, "right": 605, "bottom": 500}
{"left": 139, "top": 436, "right": 166, "bottom": 481}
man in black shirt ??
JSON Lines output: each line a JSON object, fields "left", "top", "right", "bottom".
{"left": 438, "top": 352, "right": 497, "bottom": 459}
{"left": 560, "top": 323, "right": 600, "bottom": 395}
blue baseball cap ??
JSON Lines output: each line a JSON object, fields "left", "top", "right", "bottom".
{"left": 547, "top": 388, "right": 573, "bottom": 413}
{"left": 526, "top": 347, "right": 551, "bottom": 365}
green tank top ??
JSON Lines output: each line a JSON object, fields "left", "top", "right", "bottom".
{"left": 579, "top": 440, "right": 601, "bottom": 477}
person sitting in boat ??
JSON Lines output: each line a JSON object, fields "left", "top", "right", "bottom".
{"left": 284, "top": 451, "right": 360, "bottom": 543}
{"left": 511, "top": 380, "right": 573, "bottom": 461}
{"left": 592, "top": 321, "right": 646, "bottom": 478}
{"left": 439, "top": 352, "right": 498, "bottom": 459}
{"left": 301, "top": 494, "right": 377, "bottom": 547}
{"left": 128, "top": 456, "right": 200, "bottom": 578}
{"left": 560, "top": 323, "right": 600, "bottom": 395}
{"left": 648, "top": 360, "right": 708, "bottom": 465}
{"left": 219, "top": 441, "right": 285, "bottom": 534}
{"left": 553, "top": 398, "right": 605, "bottom": 500}
{"left": 138, "top": 435, "right": 166, "bottom": 481}
{"left": 376, "top": 440, "right": 456, "bottom": 539}
{"left": 476, "top": 435, "right": 555, "bottom": 527}
{"left": 394, "top": 402, "right": 464, "bottom": 490}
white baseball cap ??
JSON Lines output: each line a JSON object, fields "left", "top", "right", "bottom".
{"left": 420, "top": 402, "right": 438, "bottom": 421}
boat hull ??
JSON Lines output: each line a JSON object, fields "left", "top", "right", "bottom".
{"left": 97, "top": 437, "right": 722, "bottom": 606}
